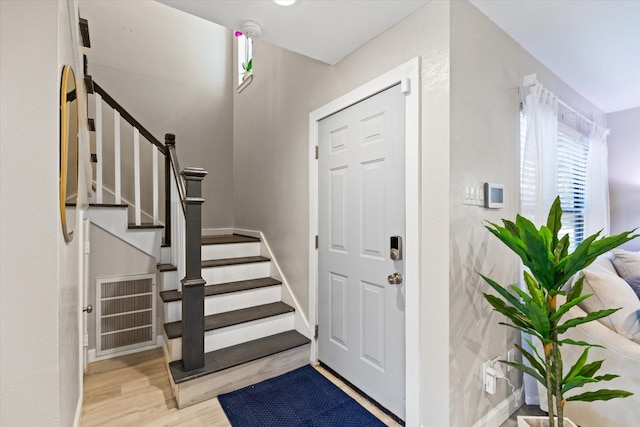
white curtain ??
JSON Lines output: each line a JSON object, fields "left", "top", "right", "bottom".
{"left": 522, "top": 84, "right": 559, "bottom": 221}
{"left": 520, "top": 83, "right": 559, "bottom": 404}
{"left": 584, "top": 125, "right": 611, "bottom": 237}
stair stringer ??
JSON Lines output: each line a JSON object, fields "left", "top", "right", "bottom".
{"left": 235, "top": 228, "right": 312, "bottom": 341}
{"left": 87, "top": 206, "right": 162, "bottom": 260}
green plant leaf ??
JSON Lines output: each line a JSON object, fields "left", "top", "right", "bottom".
{"left": 586, "top": 230, "right": 638, "bottom": 260}
{"left": 564, "top": 348, "right": 590, "bottom": 383}
{"left": 503, "top": 219, "right": 520, "bottom": 238}
{"left": 562, "top": 233, "right": 598, "bottom": 280}
{"left": 514, "top": 343, "right": 546, "bottom": 380}
{"left": 562, "top": 376, "right": 600, "bottom": 394}
{"left": 480, "top": 275, "right": 526, "bottom": 313}
{"left": 550, "top": 293, "right": 592, "bottom": 322}
{"left": 498, "top": 322, "right": 540, "bottom": 338}
{"left": 554, "top": 233, "right": 571, "bottom": 263}
{"left": 557, "top": 308, "right": 619, "bottom": 334}
{"left": 566, "top": 275, "right": 585, "bottom": 302}
{"left": 500, "top": 360, "right": 545, "bottom": 384}
{"left": 546, "top": 196, "right": 563, "bottom": 251}
{"left": 523, "top": 271, "right": 545, "bottom": 308}
{"left": 485, "top": 222, "right": 529, "bottom": 264}
{"left": 524, "top": 338, "right": 546, "bottom": 366}
{"left": 566, "top": 389, "right": 633, "bottom": 402}
{"left": 484, "top": 294, "right": 532, "bottom": 329}
{"left": 526, "top": 302, "right": 551, "bottom": 338}
{"left": 575, "top": 360, "right": 602, "bottom": 378}
{"left": 511, "top": 285, "right": 534, "bottom": 305}
{"left": 558, "top": 338, "right": 604, "bottom": 349}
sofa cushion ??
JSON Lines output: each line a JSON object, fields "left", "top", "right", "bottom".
{"left": 611, "top": 249, "right": 640, "bottom": 279}
{"left": 623, "top": 277, "right": 640, "bottom": 301}
{"left": 579, "top": 269, "right": 640, "bottom": 344}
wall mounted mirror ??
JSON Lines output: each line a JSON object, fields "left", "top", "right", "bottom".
{"left": 60, "top": 65, "right": 79, "bottom": 242}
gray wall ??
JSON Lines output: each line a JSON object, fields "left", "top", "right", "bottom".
{"left": 79, "top": 0, "right": 235, "bottom": 229}
{"left": 233, "top": 2, "right": 452, "bottom": 424}
{"left": 0, "top": 1, "right": 87, "bottom": 425}
{"left": 450, "top": 2, "right": 607, "bottom": 425}
{"left": 608, "top": 107, "right": 640, "bottom": 249}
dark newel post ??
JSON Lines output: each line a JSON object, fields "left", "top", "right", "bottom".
{"left": 181, "top": 166, "right": 207, "bottom": 371}
{"left": 164, "top": 134, "right": 174, "bottom": 246}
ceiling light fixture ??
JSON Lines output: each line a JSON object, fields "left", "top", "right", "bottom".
{"left": 240, "top": 20, "right": 262, "bottom": 39}
{"left": 274, "top": 0, "right": 297, "bottom": 6}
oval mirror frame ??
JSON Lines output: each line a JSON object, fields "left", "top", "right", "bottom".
{"left": 60, "top": 65, "right": 79, "bottom": 242}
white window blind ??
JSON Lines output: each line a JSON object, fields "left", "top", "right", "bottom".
{"left": 520, "top": 114, "right": 589, "bottom": 251}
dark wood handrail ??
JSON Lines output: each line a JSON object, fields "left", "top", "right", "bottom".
{"left": 90, "top": 81, "right": 207, "bottom": 372}
{"left": 93, "top": 81, "right": 168, "bottom": 156}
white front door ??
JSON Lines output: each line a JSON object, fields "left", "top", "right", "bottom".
{"left": 318, "top": 85, "right": 406, "bottom": 420}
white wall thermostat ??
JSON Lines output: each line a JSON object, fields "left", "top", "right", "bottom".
{"left": 484, "top": 183, "right": 504, "bottom": 209}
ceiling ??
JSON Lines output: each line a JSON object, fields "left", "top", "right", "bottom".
{"left": 157, "top": 0, "right": 639, "bottom": 114}
{"left": 157, "top": 0, "right": 428, "bottom": 65}
{"left": 470, "top": 0, "right": 640, "bottom": 114}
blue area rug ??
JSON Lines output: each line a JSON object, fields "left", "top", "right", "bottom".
{"left": 218, "top": 365, "right": 386, "bottom": 427}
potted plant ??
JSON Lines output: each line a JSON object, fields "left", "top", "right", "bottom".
{"left": 241, "top": 58, "right": 253, "bottom": 82}
{"left": 481, "top": 196, "right": 635, "bottom": 427}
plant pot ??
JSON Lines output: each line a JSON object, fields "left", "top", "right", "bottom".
{"left": 517, "top": 416, "right": 578, "bottom": 427}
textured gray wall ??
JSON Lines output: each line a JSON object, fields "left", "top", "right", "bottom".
{"left": 608, "top": 107, "right": 640, "bottom": 250}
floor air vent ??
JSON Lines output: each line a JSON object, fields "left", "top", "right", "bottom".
{"left": 96, "top": 273, "right": 156, "bottom": 357}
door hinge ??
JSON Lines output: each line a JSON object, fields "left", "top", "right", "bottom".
{"left": 83, "top": 241, "right": 90, "bottom": 254}
{"left": 315, "top": 235, "right": 318, "bottom": 249}
{"left": 314, "top": 325, "right": 318, "bottom": 339}
{"left": 400, "top": 77, "right": 411, "bottom": 95}
{"left": 315, "top": 145, "right": 319, "bottom": 160}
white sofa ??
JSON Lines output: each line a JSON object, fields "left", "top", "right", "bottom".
{"left": 537, "top": 251, "right": 640, "bottom": 426}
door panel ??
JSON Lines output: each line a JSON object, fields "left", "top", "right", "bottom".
{"left": 318, "top": 85, "right": 406, "bottom": 420}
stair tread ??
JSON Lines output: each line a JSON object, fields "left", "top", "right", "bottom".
{"left": 160, "top": 277, "right": 282, "bottom": 303}
{"left": 201, "top": 256, "right": 269, "bottom": 268}
{"left": 164, "top": 301, "right": 294, "bottom": 339}
{"left": 128, "top": 223, "right": 164, "bottom": 229}
{"left": 202, "top": 234, "right": 260, "bottom": 245}
{"left": 169, "top": 330, "right": 310, "bottom": 384}
{"left": 158, "top": 264, "right": 177, "bottom": 272}
{"left": 90, "top": 203, "right": 129, "bottom": 208}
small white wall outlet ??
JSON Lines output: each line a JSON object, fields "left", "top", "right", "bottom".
{"left": 507, "top": 348, "right": 516, "bottom": 372}
{"left": 483, "top": 360, "right": 497, "bottom": 394}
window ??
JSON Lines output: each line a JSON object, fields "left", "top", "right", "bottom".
{"left": 520, "top": 113, "right": 589, "bottom": 250}
{"left": 236, "top": 32, "right": 252, "bottom": 84}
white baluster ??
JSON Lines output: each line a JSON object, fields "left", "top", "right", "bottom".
{"left": 95, "top": 93, "right": 103, "bottom": 203}
{"left": 114, "top": 110, "right": 121, "bottom": 204}
{"left": 152, "top": 147, "right": 159, "bottom": 225}
{"left": 134, "top": 128, "right": 141, "bottom": 226}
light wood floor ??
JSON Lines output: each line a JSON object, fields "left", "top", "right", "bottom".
{"left": 80, "top": 348, "right": 401, "bottom": 426}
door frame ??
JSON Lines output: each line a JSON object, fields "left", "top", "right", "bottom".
{"left": 308, "top": 57, "right": 421, "bottom": 425}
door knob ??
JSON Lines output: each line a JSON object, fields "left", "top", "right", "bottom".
{"left": 83, "top": 304, "right": 93, "bottom": 313}
{"left": 387, "top": 272, "right": 403, "bottom": 285}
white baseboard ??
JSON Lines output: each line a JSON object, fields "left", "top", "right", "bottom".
{"left": 73, "top": 390, "right": 83, "bottom": 427}
{"left": 472, "top": 387, "right": 524, "bottom": 427}
{"left": 233, "top": 228, "right": 261, "bottom": 238}
{"left": 202, "top": 228, "right": 234, "bottom": 236}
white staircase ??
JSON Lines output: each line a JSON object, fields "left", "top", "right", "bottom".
{"left": 158, "top": 234, "right": 311, "bottom": 409}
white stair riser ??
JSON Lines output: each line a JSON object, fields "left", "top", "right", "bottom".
{"left": 202, "top": 262, "right": 270, "bottom": 285}
{"left": 159, "top": 270, "right": 179, "bottom": 291}
{"left": 201, "top": 242, "right": 260, "bottom": 261}
{"left": 163, "top": 286, "right": 282, "bottom": 322}
{"left": 165, "top": 313, "right": 294, "bottom": 362}
{"left": 160, "top": 246, "right": 172, "bottom": 265}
